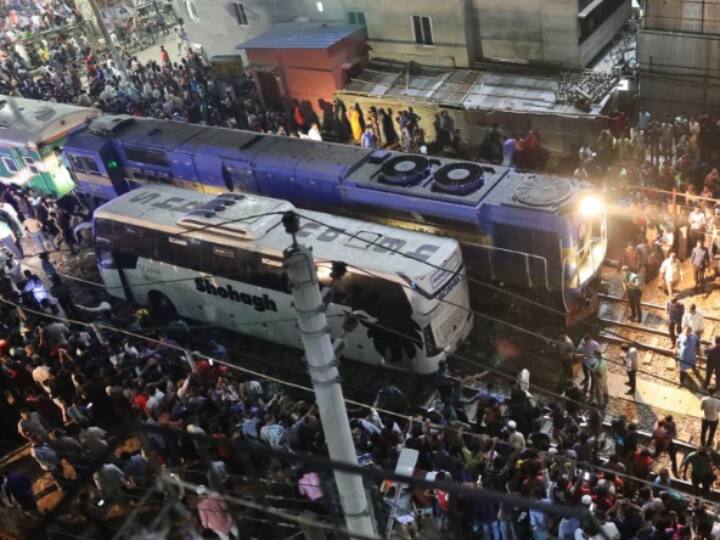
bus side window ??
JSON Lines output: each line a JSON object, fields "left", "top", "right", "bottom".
{"left": 115, "top": 225, "right": 158, "bottom": 262}
{"left": 157, "top": 235, "right": 202, "bottom": 268}
{"left": 206, "top": 244, "right": 239, "bottom": 280}
{"left": 205, "top": 244, "right": 290, "bottom": 293}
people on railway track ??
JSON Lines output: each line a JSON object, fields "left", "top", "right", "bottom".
{"left": 688, "top": 206, "right": 708, "bottom": 248}
{"left": 681, "top": 447, "right": 715, "bottom": 497}
{"left": 706, "top": 336, "right": 720, "bottom": 390}
{"left": 621, "top": 343, "right": 638, "bottom": 395}
{"left": 676, "top": 326, "right": 701, "bottom": 386}
{"left": 577, "top": 334, "right": 601, "bottom": 394}
{"left": 621, "top": 265, "right": 643, "bottom": 322}
{"left": 690, "top": 238, "right": 711, "bottom": 292}
{"left": 659, "top": 252, "right": 683, "bottom": 298}
{"left": 700, "top": 386, "right": 720, "bottom": 448}
{"left": 681, "top": 304, "right": 705, "bottom": 339}
{"left": 589, "top": 351, "right": 609, "bottom": 408}
{"left": 666, "top": 295, "right": 685, "bottom": 346}
{"left": 652, "top": 415, "right": 679, "bottom": 477}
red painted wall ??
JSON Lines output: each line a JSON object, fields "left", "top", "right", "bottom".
{"left": 246, "top": 29, "right": 368, "bottom": 112}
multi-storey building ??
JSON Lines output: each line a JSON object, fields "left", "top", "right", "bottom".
{"left": 175, "top": 0, "right": 631, "bottom": 69}
{"left": 637, "top": 0, "right": 720, "bottom": 112}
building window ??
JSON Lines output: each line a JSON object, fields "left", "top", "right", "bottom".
{"left": 578, "top": 0, "right": 625, "bottom": 43}
{"left": 232, "top": 2, "right": 248, "bottom": 25}
{"left": 348, "top": 11, "right": 366, "bottom": 25}
{"left": 123, "top": 146, "right": 170, "bottom": 167}
{"left": 185, "top": 0, "right": 199, "bottom": 22}
{"left": 412, "top": 15, "right": 433, "bottom": 45}
{"left": 316, "top": 1, "right": 324, "bottom": 12}
{"left": 2, "top": 157, "right": 18, "bottom": 174}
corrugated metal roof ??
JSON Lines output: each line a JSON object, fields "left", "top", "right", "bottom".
{"left": 237, "top": 22, "right": 363, "bottom": 50}
{"left": 464, "top": 74, "right": 560, "bottom": 113}
{"left": 341, "top": 61, "right": 610, "bottom": 118}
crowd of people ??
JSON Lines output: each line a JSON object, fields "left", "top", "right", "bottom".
{"left": 0, "top": 15, "right": 547, "bottom": 164}
{"left": 0, "top": 182, "right": 716, "bottom": 539}
{"left": 0, "top": 0, "right": 81, "bottom": 35}
{"left": 1, "top": 268, "right": 719, "bottom": 540}
{"left": 1, "top": 5, "right": 720, "bottom": 539}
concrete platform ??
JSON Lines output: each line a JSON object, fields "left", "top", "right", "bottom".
{"left": 607, "top": 370, "right": 701, "bottom": 420}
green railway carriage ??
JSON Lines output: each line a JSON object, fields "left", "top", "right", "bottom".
{"left": 0, "top": 97, "right": 99, "bottom": 196}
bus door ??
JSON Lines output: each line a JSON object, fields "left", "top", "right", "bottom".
{"left": 95, "top": 237, "right": 135, "bottom": 302}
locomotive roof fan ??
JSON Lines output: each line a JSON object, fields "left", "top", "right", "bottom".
{"left": 513, "top": 176, "right": 574, "bottom": 207}
{"left": 433, "top": 163, "right": 485, "bottom": 195}
{"left": 379, "top": 155, "right": 431, "bottom": 186}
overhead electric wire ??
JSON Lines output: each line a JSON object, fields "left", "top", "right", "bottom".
{"left": 11, "top": 237, "right": 708, "bottom": 445}
{"left": 166, "top": 475, "right": 379, "bottom": 540}
{"left": 147, "top": 423, "right": 605, "bottom": 524}
{"left": 13, "top": 221, "right": 709, "bottom": 436}
{"left": 158, "top": 422, "right": 720, "bottom": 540}
{"left": 0, "top": 288, "right": 703, "bottom": 485}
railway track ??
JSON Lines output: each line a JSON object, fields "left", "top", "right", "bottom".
{"left": 422, "top": 378, "right": 720, "bottom": 502}
{"left": 595, "top": 292, "right": 715, "bottom": 408}
{"left": 598, "top": 292, "right": 720, "bottom": 351}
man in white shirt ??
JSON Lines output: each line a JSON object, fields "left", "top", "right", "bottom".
{"left": 577, "top": 335, "right": 600, "bottom": 392}
{"left": 689, "top": 207, "right": 708, "bottom": 246}
{"left": 682, "top": 303, "right": 705, "bottom": 338}
{"left": 700, "top": 386, "right": 720, "bottom": 447}
{"left": 145, "top": 386, "right": 165, "bottom": 415}
{"left": 621, "top": 343, "right": 638, "bottom": 395}
{"left": 31, "top": 360, "right": 53, "bottom": 395}
{"left": 659, "top": 253, "right": 682, "bottom": 297}
{"left": 505, "top": 420, "right": 525, "bottom": 449}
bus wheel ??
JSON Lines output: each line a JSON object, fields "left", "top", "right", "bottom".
{"left": 147, "top": 290, "right": 177, "bottom": 322}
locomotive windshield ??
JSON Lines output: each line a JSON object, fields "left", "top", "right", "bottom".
{"left": 563, "top": 195, "right": 607, "bottom": 303}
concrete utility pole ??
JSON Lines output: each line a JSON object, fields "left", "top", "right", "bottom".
{"left": 282, "top": 211, "right": 377, "bottom": 538}
{"left": 86, "top": 0, "right": 128, "bottom": 80}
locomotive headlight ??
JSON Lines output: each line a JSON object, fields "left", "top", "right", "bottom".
{"left": 580, "top": 195, "right": 603, "bottom": 218}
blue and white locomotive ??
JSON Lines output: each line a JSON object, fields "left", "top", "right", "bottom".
{"left": 53, "top": 112, "right": 605, "bottom": 324}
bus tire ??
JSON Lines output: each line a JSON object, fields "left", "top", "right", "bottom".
{"left": 147, "top": 290, "right": 177, "bottom": 320}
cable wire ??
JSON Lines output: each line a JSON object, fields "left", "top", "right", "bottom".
{"left": 2, "top": 288, "right": 707, "bottom": 489}
{"left": 8, "top": 248, "right": 709, "bottom": 449}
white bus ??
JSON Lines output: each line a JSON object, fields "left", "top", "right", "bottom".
{"left": 93, "top": 186, "right": 473, "bottom": 373}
